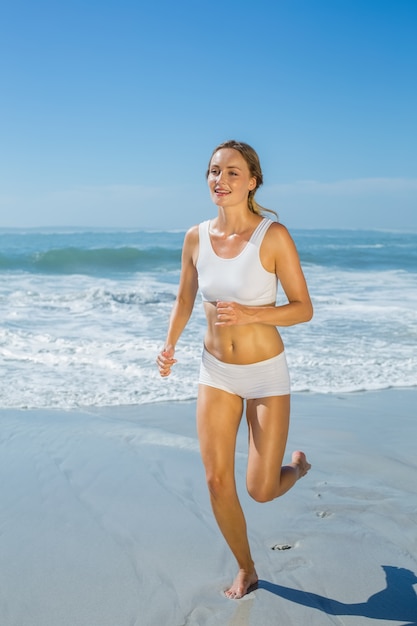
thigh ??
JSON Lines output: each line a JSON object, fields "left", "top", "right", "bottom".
{"left": 197, "top": 384, "right": 244, "bottom": 477}
{"left": 245, "top": 395, "right": 291, "bottom": 490}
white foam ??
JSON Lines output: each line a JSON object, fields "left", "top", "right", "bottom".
{"left": 1, "top": 264, "right": 416, "bottom": 408}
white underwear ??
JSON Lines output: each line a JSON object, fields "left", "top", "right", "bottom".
{"left": 199, "top": 348, "right": 290, "bottom": 399}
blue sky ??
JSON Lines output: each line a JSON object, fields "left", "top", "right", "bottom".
{"left": 1, "top": 0, "right": 416, "bottom": 230}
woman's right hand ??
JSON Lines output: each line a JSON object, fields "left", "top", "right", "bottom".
{"left": 156, "top": 345, "right": 177, "bottom": 377}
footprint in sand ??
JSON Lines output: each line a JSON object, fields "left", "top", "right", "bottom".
{"left": 285, "top": 557, "right": 311, "bottom": 571}
{"left": 271, "top": 543, "right": 292, "bottom": 551}
{"left": 270, "top": 544, "right": 312, "bottom": 570}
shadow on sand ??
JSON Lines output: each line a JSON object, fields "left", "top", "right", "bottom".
{"left": 258, "top": 566, "right": 417, "bottom": 625}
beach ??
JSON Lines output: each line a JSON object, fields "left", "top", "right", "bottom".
{"left": 1, "top": 226, "right": 416, "bottom": 624}
{"left": 1, "top": 389, "right": 416, "bottom": 626}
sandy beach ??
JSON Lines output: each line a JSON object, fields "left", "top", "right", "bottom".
{"left": 1, "top": 389, "right": 416, "bottom": 626}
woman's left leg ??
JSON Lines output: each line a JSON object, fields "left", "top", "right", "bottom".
{"left": 245, "top": 395, "right": 311, "bottom": 503}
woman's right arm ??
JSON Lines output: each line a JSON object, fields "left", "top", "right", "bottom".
{"left": 156, "top": 226, "right": 199, "bottom": 377}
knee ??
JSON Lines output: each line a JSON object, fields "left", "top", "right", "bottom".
{"left": 206, "top": 472, "right": 235, "bottom": 500}
{"left": 247, "top": 482, "right": 276, "bottom": 503}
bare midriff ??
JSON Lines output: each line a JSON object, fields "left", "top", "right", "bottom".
{"left": 203, "top": 301, "right": 284, "bottom": 365}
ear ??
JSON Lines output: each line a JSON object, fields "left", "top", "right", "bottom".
{"left": 248, "top": 177, "right": 257, "bottom": 191}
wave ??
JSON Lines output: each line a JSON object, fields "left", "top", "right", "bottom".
{"left": 294, "top": 230, "right": 417, "bottom": 272}
{"left": 1, "top": 229, "right": 416, "bottom": 277}
{"left": 1, "top": 253, "right": 416, "bottom": 408}
{"left": 0, "top": 246, "right": 182, "bottom": 275}
{"left": 300, "top": 243, "right": 417, "bottom": 271}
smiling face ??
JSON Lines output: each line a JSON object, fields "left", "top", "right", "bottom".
{"left": 207, "top": 148, "right": 257, "bottom": 210}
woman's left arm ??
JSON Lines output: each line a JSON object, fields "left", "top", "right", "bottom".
{"left": 216, "top": 223, "right": 313, "bottom": 327}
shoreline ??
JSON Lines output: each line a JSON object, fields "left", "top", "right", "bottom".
{"left": 1, "top": 388, "right": 416, "bottom": 625}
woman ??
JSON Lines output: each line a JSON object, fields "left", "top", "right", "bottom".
{"left": 156, "top": 140, "right": 313, "bottom": 599}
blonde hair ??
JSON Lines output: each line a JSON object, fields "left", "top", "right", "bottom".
{"left": 206, "top": 140, "right": 277, "bottom": 219}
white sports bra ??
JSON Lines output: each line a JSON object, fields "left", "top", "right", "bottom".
{"left": 196, "top": 218, "right": 277, "bottom": 306}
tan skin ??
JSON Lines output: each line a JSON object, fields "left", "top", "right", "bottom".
{"left": 157, "top": 148, "right": 313, "bottom": 599}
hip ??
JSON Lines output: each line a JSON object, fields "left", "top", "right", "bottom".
{"left": 199, "top": 347, "right": 290, "bottom": 399}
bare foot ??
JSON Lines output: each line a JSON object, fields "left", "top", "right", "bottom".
{"left": 292, "top": 450, "right": 311, "bottom": 479}
{"left": 224, "top": 568, "right": 258, "bottom": 600}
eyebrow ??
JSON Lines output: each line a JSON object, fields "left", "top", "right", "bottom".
{"left": 211, "top": 164, "right": 243, "bottom": 170}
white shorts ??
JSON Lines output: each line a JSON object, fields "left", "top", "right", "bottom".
{"left": 199, "top": 348, "right": 291, "bottom": 399}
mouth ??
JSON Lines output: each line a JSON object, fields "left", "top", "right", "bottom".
{"left": 214, "top": 188, "right": 230, "bottom": 196}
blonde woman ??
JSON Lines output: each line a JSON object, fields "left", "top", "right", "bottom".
{"left": 157, "top": 140, "right": 313, "bottom": 599}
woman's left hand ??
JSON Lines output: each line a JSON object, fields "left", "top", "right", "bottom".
{"left": 215, "top": 301, "right": 252, "bottom": 326}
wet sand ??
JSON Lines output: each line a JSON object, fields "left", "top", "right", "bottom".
{"left": 0, "top": 389, "right": 416, "bottom": 625}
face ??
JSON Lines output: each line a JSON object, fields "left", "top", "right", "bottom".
{"left": 207, "top": 148, "right": 257, "bottom": 209}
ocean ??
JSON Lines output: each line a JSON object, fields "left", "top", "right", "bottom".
{"left": 1, "top": 227, "right": 416, "bottom": 409}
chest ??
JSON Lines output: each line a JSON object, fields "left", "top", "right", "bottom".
{"left": 208, "top": 232, "right": 253, "bottom": 259}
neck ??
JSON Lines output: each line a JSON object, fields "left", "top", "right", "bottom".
{"left": 214, "top": 208, "right": 258, "bottom": 236}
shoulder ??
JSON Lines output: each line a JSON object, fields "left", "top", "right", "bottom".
{"left": 184, "top": 220, "right": 211, "bottom": 247}
{"left": 182, "top": 224, "right": 200, "bottom": 265}
{"left": 184, "top": 223, "right": 200, "bottom": 242}
{"left": 264, "top": 220, "right": 295, "bottom": 247}
{"left": 261, "top": 220, "right": 301, "bottom": 267}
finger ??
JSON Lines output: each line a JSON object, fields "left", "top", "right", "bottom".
{"left": 158, "top": 363, "right": 171, "bottom": 376}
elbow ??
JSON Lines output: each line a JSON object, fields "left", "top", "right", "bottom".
{"left": 285, "top": 301, "right": 313, "bottom": 326}
{"left": 304, "top": 301, "right": 314, "bottom": 322}
{"left": 176, "top": 290, "right": 197, "bottom": 313}
{"left": 298, "top": 300, "right": 313, "bottom": 324}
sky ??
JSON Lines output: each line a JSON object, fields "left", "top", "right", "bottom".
{"left": 1, "top": 0, "right": 416, "bottom": 231}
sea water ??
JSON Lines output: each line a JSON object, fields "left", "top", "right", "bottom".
{"left": 0, "top": 228, "right": 416, "bottom": 408}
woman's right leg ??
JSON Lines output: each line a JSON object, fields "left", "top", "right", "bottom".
{"left": 197, "top": 384, "right": 258, "bottom": 599}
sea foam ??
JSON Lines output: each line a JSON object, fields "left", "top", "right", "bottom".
{"left": 1, "top": 228, "right": 416, "bottom": 408}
